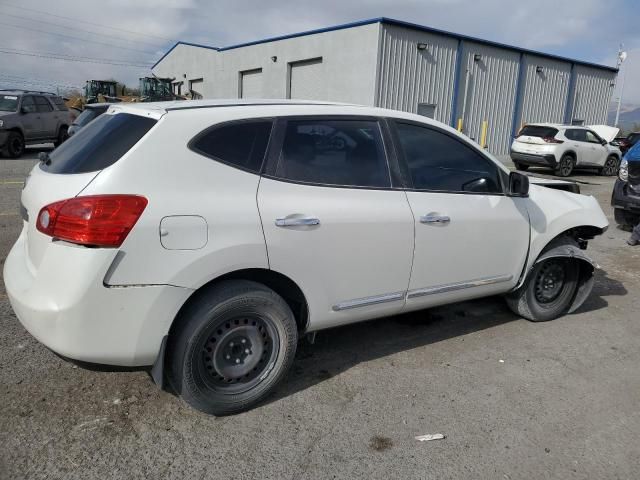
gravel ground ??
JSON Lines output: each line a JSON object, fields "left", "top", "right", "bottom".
{"left": 1, "top": 147, "right": 639, "bottom": 479}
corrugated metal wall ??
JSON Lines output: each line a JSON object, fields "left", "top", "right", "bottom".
{"left": 455, "top": 42, "right": 520, "bottom": 155}
{"left": 376, "top": 25, "right": 458, "bottom": 124}
{"left": 570, "top": 65, "right": 616, "bottom": 125}
{"left": 518, "top": 55, "right": 571, "bottom": 126}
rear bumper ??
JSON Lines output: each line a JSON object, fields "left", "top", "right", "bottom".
{"left": 3, "top": 227, "right": 192, "bottom": 366}
{"left": 611, "top": 179, "right": 640, "bottom": 214}
{"left": 510, "top": 151, "right": 557, "bottom": 168}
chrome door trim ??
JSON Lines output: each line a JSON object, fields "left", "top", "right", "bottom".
{"left": 332, "top": 291, "right": 405, "bottom": 311}
{"left": 407, "top": 274, "right": 513, "bottom": 299}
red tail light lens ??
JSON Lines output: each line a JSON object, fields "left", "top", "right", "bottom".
{"left": 36, "top": 195, "right": 148, "bottom": 247}
{"left": 543, "top": 136, "right": 563, "bottom": 144}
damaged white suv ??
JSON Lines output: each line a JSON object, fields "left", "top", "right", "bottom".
{"left": 4, "top": 100, "right": 608, "bottom": 415}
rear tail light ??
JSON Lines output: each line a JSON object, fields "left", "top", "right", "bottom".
{"left": 36, "top": 195, "right": 148, "bottom": 247}
{"left": 543, "top": 136, "right": 563, "bottom": 144}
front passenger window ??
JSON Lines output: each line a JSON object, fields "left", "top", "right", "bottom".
{"left": 395, "top": 122, "right": 502, "bottom": 194}
{"left": 21, "top": 96, "right": 36, "bottom": 114}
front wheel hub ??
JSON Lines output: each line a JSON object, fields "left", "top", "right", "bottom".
{"left": 534, "top": 261, "right": 566, "bottom": 303}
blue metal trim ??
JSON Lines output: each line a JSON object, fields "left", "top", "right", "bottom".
{"left": 510, "top": 53, "right": 526, "bottom": 138}
{"left": 153, "top": 17, "right": 618, "bottom": 74}
{"left": 563, "top": 64, "right": 576, "bottom": 124}
{"left": 450, "top": 39, "right": 464, "bottom": 127}
{"left": 152, "top": 41, "right": 220, "bottom": 69}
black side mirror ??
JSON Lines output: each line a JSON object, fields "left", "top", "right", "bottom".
{"left": 20, "top": 107, "right": 28, "bottom": 114}
{"left": 601, "top": 139, "right": 608, "bottom": 146}
{"left": 508, "top": 171, "right": 529, "bottom": 197}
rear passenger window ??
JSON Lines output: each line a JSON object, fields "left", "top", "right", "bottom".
{"left": 43, "top": 113, "right": 157, "bottom": 174}
{"left": 274, "top": 119, "right": 390, "bottom": 188}
{"left": 34, "top": 96, "right": 53, "bottom": 113}
{"left": 190, "top": 121, "right": 272, "bottom": 173}
{"left": 396, "top": 122, "right": 502, "bottom": 194}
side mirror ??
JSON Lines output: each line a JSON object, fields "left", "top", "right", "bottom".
{"left": 601, "top": 139, "right": 608, "bottom": 146}
{"left": 508, "top": 171, "right": 529, "bottom": 197}
{"left": 20, "top": 107, "right": 28, "bottom": 114}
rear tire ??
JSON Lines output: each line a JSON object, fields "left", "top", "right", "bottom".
{"left": 167, "top": 280, "right": 298, "bottom": 415}
{"left": 506, "top": 258, "right": 580, "bottom": 322}
{"left": 555, "top": 154, "right": 575, "bottom": 177}
{"left": 53, "top": 126, "right": 68, "bottom": 147}
{"left": 514, "top": 162, "right": 529, "bottom": 171}
{"left": 599, "top": 155, "right": 619, "bottom": 176}
{"left": 614, "top": 208, "right": 637, "bottom": 230}
{"left": 5, "top": 131, "right": 24, "bottom": 158}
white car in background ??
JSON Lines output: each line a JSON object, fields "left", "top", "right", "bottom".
{"left": 4, "top": 100, "right": 608, "bottom": 415}
{"left": 510, "top": 123, "right": 621, "bottom": 177}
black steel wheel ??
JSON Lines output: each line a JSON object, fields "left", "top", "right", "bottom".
{"left": 5, "top": 131, "right": 24, "bottom": 158}
{"left": 555, "top": 155, "right": 574, "bottom": 177}
{"left": 600, "top": 155, "right": 619, "bottom": 176}
{"left": 167, "top": 280, "right": 298, "bottom": 415}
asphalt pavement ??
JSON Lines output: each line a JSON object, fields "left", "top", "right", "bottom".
{"left": 1, "top": 146, "right": 639, "bottom": 479}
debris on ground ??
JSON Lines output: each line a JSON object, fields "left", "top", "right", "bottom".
{"left": 415, "top": 433, "right": 445, "bottom": 442}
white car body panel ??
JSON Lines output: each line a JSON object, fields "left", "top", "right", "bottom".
{"left": 2, "top": 100, "right": 610, "bottom": 367}
{"left": 588, "top": 125, "right": 619, "bottom": 143}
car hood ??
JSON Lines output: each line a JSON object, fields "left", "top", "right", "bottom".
{"left": 0, "top": 110, "right": 17, "bottom": 117}
{"left": 588, "top": 125, "right": 619, "bottom": 143}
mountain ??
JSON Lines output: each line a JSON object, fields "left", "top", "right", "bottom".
{"left": 608, "top": 103, "right": 640, "bottom": 132}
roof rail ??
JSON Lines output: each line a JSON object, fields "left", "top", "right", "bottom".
{"left": 0, "top": 89, "right": 57, "bottom": 96}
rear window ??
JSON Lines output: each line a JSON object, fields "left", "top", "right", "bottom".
{"left": 42, "top": 113, "right": 156, "bottom": 174}
{"left": 518, "top": 125, "right": 559, "bottom": 138}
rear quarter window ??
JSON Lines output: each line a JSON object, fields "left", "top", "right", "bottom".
{"left": 518, "top": 126, "right": 559, "bottom": 138}
{"left": 42, "top": 113, "right": 156, "bottom": 174}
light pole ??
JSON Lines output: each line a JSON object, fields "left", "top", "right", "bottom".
{"left": 614, "top": 45, "right": 628, "bottom": 127}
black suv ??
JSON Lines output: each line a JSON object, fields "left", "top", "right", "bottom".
{"left": 0, "top": 90, "right": 73, "bottom": 158}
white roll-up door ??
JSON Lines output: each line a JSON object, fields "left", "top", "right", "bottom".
{"left": 289, "top": 58, "right": 324, "bottom": 100}
{"left": 240, "top": 69, "right": 263, "bottom": 98}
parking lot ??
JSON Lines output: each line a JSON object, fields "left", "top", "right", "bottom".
{"left": 1, "top": 147, "right": 639, "bottom": 479}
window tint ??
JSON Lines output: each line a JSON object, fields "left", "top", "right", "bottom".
{"left": 396, "top": 123, "right": 502, "bottom": 194}
{"left": 21, "top": 96, "right": 36, "bottom": 113}
{"left": 274, "top": 119, "right": 389, "bottom": 188}
{"left": 518, "top": 125, "right": 558, "bottom": 138}
{"left": 52, "top": 96, "right": 68, "bottom": 111}
{"left": 191, "top": 121, "right": 272, "bottom": 173}
{"left": 43, "top": 113, "right": 156, "bottom": 174}
{"left": 566, "top": 129, "right": 587, "bottom": 142}
{"left": 73, "top": 108, "right": 101, "bottom": 127}
{"left": 34, "top": 96, "right": 53, "bottom": 112}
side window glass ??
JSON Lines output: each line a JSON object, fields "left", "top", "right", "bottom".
{"left": 586, "top": 131, "right": 601, "bottom": 144}
{"left": 35, "top": 96, "right": 53, "bottom": 113}
{"left": 190, "top": 121, "right": 272, "bottom": 173}
{"left": 572, "top": 130, "right": 587, "bottom": 142}
{"left": 21, "top": 96, "right": 37, "bottom": 113}
{"left": 564, "top": 130, "right": 575, "bottom": 141}
{"left": 396, "top": 122, "right": 502, "bottom": 194}
{"left": 274, "top": 119, "right": 390, "bottom": 188}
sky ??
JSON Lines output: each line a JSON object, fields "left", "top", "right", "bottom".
{"left": 0, "top": 0, "right": 638, "bottom": 106}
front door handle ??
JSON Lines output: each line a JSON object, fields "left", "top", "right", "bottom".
{"left": 275, "top": 217, "right": 320, "bottom": 227}
{"left": 420, "top": 214, "right": 450, "bottom": 224}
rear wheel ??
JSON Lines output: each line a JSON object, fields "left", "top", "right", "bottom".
{"left": 555, "top": 154, "right": 575, "bottom": 177}
{"left": 506, "top": 258, "right": 580, "bottom": 322}
{"left": 167, "top": 280, "right": 298, "bottom": 415}
{"left": 614, "top": 208, "right": 638, "bottom": 230}
{"left": 4, "top": 131, "right": 24, "bottom": 158}
{"left": 54, "top": 126, "right": 68, "bottom": 147}
{"left": 600, "top": 155, "right": 619, "bottom": 176}
{"left": 514, "top": 162, "right": 529, "bottom": 171}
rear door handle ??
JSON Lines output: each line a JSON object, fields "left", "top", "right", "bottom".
{"left": 420, "top": 214, "right": 450, "bottom": 224}
{"left": 275, "top": 217, "right": 320, "bottom": 227}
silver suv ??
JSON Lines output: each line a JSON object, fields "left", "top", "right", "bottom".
{"left": 0, "top": 90, "right": 73, "bottom": 158}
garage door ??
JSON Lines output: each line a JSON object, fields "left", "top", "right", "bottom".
{"left": 289, "top": 58, "right": 324, "bottom": 100}
{"left": 240, "top": 69, "right": 263, "bottom": 98}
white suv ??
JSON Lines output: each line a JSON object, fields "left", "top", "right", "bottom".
{"left": 4, "top": 100, "right": 608, "bottom": 415}
{"left": 510, "top": 123, "right": 621, "bottom": 177}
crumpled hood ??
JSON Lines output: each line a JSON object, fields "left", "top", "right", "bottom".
{"left": 588, "top": 125, "right": 619, "bottom": 143}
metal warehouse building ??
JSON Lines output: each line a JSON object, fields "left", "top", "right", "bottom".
{"left": 152, "top": 17, "right": 618, "bottom": 155}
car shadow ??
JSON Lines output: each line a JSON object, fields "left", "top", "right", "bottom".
{"left": 265, "top": 269, "right": 627, "bottom": 406}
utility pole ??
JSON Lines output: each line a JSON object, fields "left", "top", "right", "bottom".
{"left": 614, "top": 44, "right": 628, "bottom": 127}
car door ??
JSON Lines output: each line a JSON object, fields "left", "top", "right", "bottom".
{"left": 18, "top": 96, "right": 42, "bottom": 140}
{"left": 564, "top": 129, "right": 590, "bottom": 165}
{"left": 585, "top": 130, "right": 607, "bottom": 167}
{"left": 390, "top": 120, "right": 530, "bottom": 311}
{"left": 34, "top": 96, "right": 57, "bottom": 138}
{"left": 258, "top": 116, "right": 415, "bottom": 330}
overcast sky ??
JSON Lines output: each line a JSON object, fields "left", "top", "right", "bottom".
{"left": 0, "top": 0, "right": 638, "bottom": 106}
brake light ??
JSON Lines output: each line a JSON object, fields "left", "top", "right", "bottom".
{"left": 36, "top": 195, "right": 148, "bottom": 247}
{"left": 543, "top": 136, "right": 563, "bottom": 144}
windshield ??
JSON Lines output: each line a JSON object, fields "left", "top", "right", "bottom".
{"left": 0, "top": 94, "right": 19, "bottom": 112}
{"left": 73, "top": 108, "right": 100, "bottom": 127}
